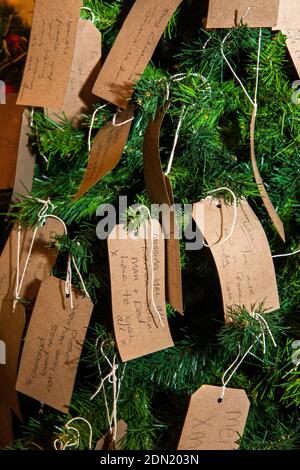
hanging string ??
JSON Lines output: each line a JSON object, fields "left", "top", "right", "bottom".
{"left": 132, "top": 206, "right": 165, "bottom": 327}
{"left": 13, "top": 198, "right": 55, "bottom": 310}
{"left": 80, "top": 6, "right": 96, "bottom": 24}
{"left": 203, "top": 187, "right": 238, "bottom": 248}
{"left": 219, "top": 311, "right": 277, "bottom": 401}
{"left": 91, "top": 339, "right": 127, "bottom": 446}
{"left": 272, "top": 248, "right": 300, "bottom": 259}
{"left": 88, "top": 104, "right": 107, "bottom": 152}
{"left": 112, "top": 110, "right": 135, "bottom": 127}
{"left": 54, "top": 417, "right": 93, "bottom": 450}
{"left": 165, "top": 106, "right": 186, "bottom": 177}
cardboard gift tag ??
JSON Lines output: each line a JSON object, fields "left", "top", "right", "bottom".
{"left": 96, "top": 420, "right": 128, "bottom": 451}
{"left": 108, "top": 221, "right": 174, "bottom": 362}
{"left": 46, "top": 19, "right": 102, "bottom": 126}
{"left": 178, "top": 385, "right": 250, "bottom": 450}
{"left": 74, "top": 108, "right": 134, "bottom": 199}
{"left": 193, "top": 198, "right": 280, "bottom": 323}
{"left": 12, "top": 111, "right": 36, "bottom": 202}
{"left": 283, "top": 30, "right": 300, "bottom": 77}
{"left": 17, "top": 0, "right": 81, "bottom": 108}
{"left": 206, "top": 0, "right": 279, "bottom": 29}
{"left": 17, "top": 277, "right": 93, "bottom": 413}
{"left": 273, "top": 0, "right": 300, "bottom": 30}
{"left": 143, "top": 104, "right": 183, "bottom": 314}
{"left": 0, "top": 93, "right": 25, "bottom": 190}
{"left": 92, "top": 0, "right": 183, "bottom": 109}
{"left": 0, "top": 402, "right": 14, "bottom": 448}
{"left": 0, "top": 218, "right": 64, "bottom": 444}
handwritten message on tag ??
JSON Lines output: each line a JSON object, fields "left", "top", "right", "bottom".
{"left": 93, "top": 0, "right": 183, "bottom": 108}
{"left": 17, "top": 277, "right": 93, "bottom": 413}
{"left": 206, "top": 0, "right": 279, "bottom": 28}
{"left": 108, "top": 221, "right": 174, "bottom": 362}
{"left": 178, "top": 385, "right": 250, "bottom": 450}
{"left": 273, "top": 0, "right": 300, "bottom": 30}
{"left": 17, "top": 0, "right": 81, "bottom": 107}
{"left": 193, "top": 198, "right": 280, "bottom": 322}
{"left": 74, "top": 109, "right": 133, "bottom": 199}
{"left": 96, "top": 420, "right": 128, "bottom": 450}
{"left": 46, "top": 19, "right": 102, "bottom": 126}
{"left": 12, "top": 111, "right": 36, "bottom": 202}
{"left": 143, "top": 104, "right": 183, "bottom": 314}
{"left": 0, "top": 218, "right": 64, "bottom": 439}
{"left": 0, "top": 93, "right": 24, "bottom": 190}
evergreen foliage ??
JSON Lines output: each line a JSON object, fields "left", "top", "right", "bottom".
{"left": 0, "top": 0, "right": 299, "bottom": 450}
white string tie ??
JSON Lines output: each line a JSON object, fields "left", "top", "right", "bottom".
{"left": 54, "top": 417, "right": 93, "bottom": 450}
{"left": 112, "top": 110, "right": 135, "bottom": 127}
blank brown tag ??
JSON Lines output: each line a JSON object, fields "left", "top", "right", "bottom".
{"left": 17, "top": 0, "right": 81, "bottom": 108}
{"left": 0, "top": 93, "right": 25, "bottom": 190}
{"left": 92, "top": 0, "right": 183, "bottom": 109}
{"left": 273, "top": 0, "right": 300, "bottom": 30}
{"left": 74, "top": 108, "right": 133, "bottom": 199}
{"left": 95, "top": 420, "right": 128, "bottom": 450}
{"left": 12, "top": 111, "right": 36, "bottom": 202}
{"left": 0, "top": 218, "right": 64, "bottom": 443}
{"left": 206, "top": 0, "right": 279, "bottom": 29}
{"left": 143, "top": 104, "right": 183, "bottom": 314}
{"left": 46, "top": 19, "right": 102, "bottom": 126}
{"left": 193, "top": 198, "right": 280, "bottom": 323}
{"left": 0, "top": 402, "right": 14, "bottom": 448}
{"left": 178, "top": 385, "right": 250, "bottom": 450}
{"left": 17, "top": 277, "right": 93, "bottom": 413}
{"left": 108, "top": 221, "right": 174, "bottom": 362}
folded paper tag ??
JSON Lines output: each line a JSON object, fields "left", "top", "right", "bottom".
{"left": 92, "top": 0, "right": 183, "bottom": 108}
{"left": 95, "top": 419, "right": 128, "bottom": 450}
{"left": 46, "top": 18, "right": 102, "bottom": 126}
{"left": 178, "top": 385, "right": 250, "bottom": 450}
{"left": 17, "top": 0, "right": 81, "bottom": 108}
{"left": 17, "top": 277, "right": 93, "bottom": 413}
{"left": 74, "top": 108, "right": 133, "bottom": 199}
{"left": 0, "top": 93, "right": 25, "bottom": 190}
{"left": 108, "top": 221, "right": 174, "bottom": 362}
{"left": 143, "top": 103, "right": 183, "bottom": 314}
{"left": 193, "top": 198, "right": 280, "bottom": 322}
{"left": 206, "top": 0, "right": 279, "bottom": 28}
{"left": 0, "top": 402, "right": 14, "bottom": 448}
{"left": 273, "top": 0, "right": 300, "bottom": 30}
{"left": 12, "top": 111, "right": 36, "bottom": 202}
{"left": 0, "top": 218, "right": 63, "bottom": 445}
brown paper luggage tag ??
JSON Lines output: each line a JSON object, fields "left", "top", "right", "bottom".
{"left": 12, "top": 111, "right": 36, "bottom": 202}
{"left": 74, "top": 108, "right": 134, "bottom": 199}
{"left": 108, "top": 221, "right": 174, "bottom": 362}
{"left": 0, "top": 218, "right": 64, "bottom": 445}
{"left": 17, "top": 0, "right": 81, "bottom": 108}
{"left": 92, "top": 0, "right": 183, "bottom": 109}
{"left": 96, "top": 419, "right": 128, "bottom": 450}
{"left": 178, "top": 385, "right": 250, "bottom": 450}
{"left": 206, "top": 0, "right": 279, "bottom": 29}
{"left": 193, "top": 198, "right": 280, "bottom": 323}
{"left": 0, "top": 93, "right": 25, "bottom": 190}
{"left": 46, "top": 18, "right": 102, "bottom": 126}
{"left": 16, "top": 277, "right": 93, "bottom": 413}
{"left": 143, "top": 104, "right": 183, "bottom": 314}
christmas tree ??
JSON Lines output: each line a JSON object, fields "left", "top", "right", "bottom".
{"left": 0, "top": 0, "right": 300, "bottom": 452}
